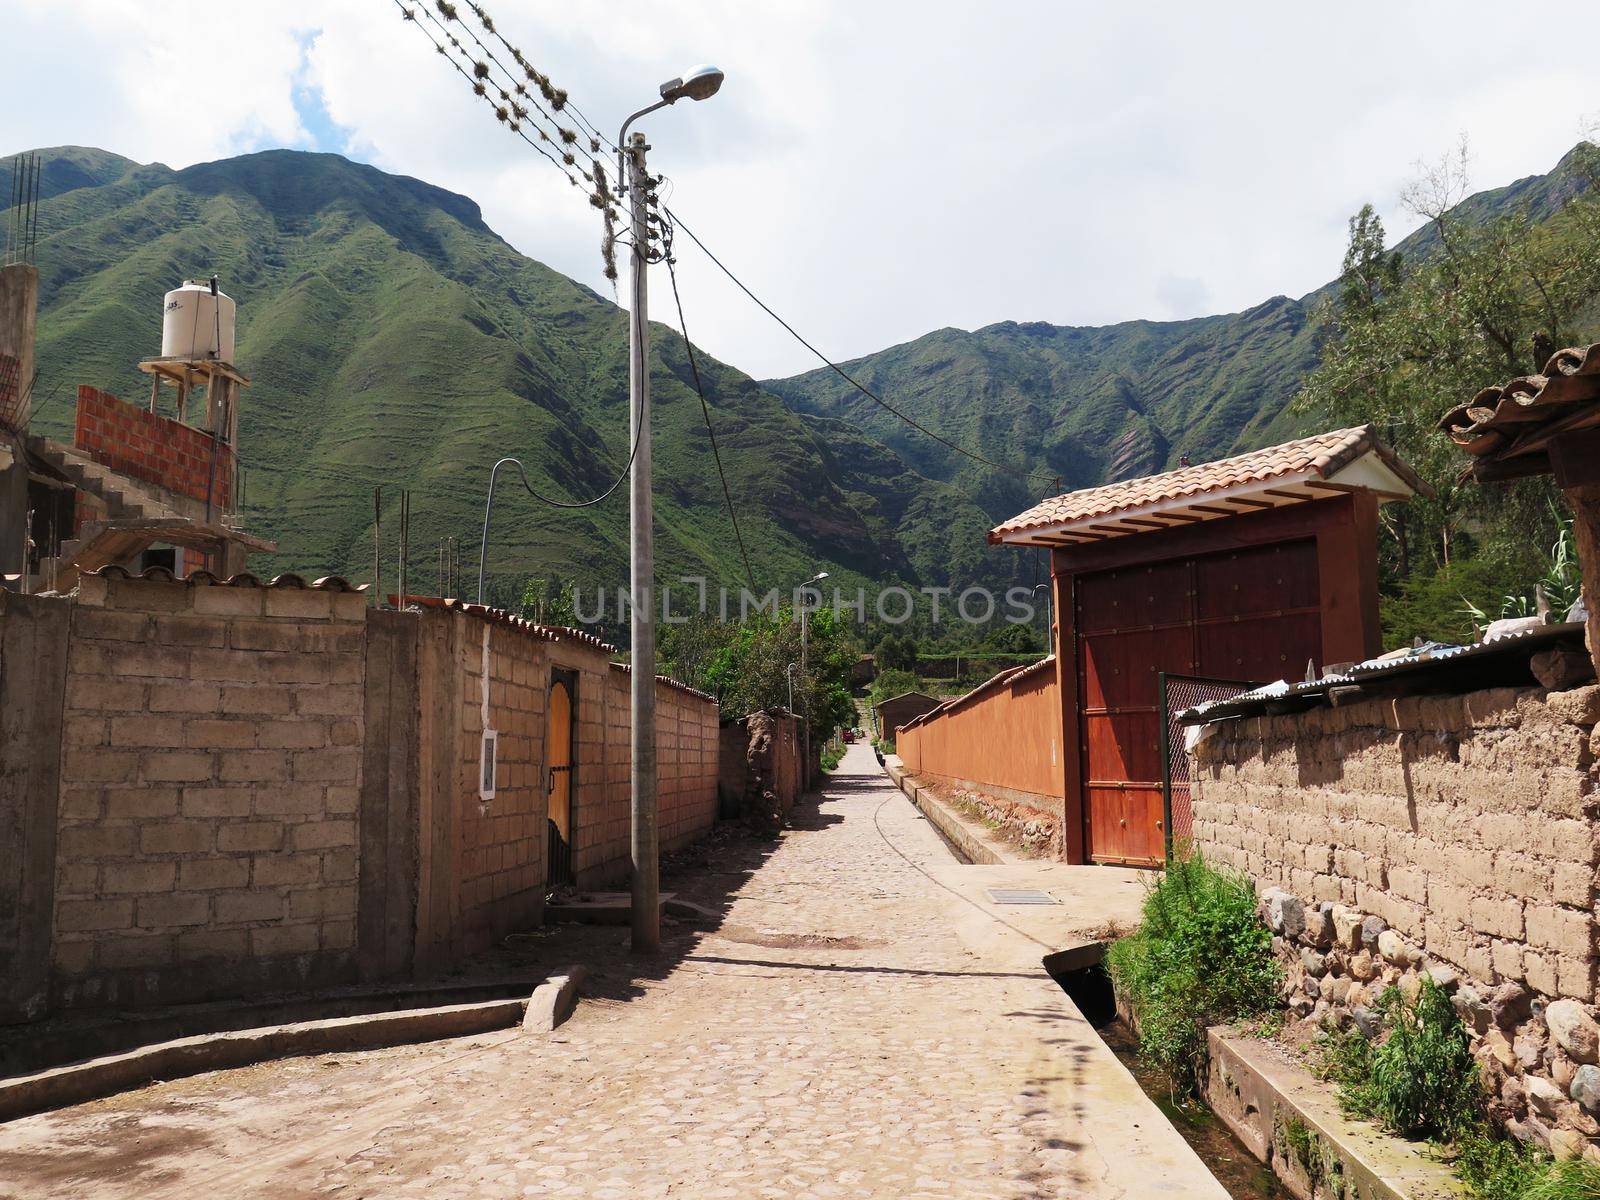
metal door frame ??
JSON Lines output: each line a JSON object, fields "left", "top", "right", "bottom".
{"left": 547, "top": 667, "right": 578, "bottom": 887}
{"left": 1157, "top": 672, "right": 1256, "bottom": 864}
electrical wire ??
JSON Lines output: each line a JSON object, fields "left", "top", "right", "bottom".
{"left": 664, "top": 247, "right": 757, "bottom": 594}
{"left": 664, "top": 207, "right": 1062, "bottom": 487}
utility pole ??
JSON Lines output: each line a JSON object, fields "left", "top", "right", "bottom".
{"left": 619, "top": 65, "right": 724, "bottom": 956}
{"left": 626, "top": 129, "right": 659, "bottom": 955}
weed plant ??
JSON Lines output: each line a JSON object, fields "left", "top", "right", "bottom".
{"left": 1104, "top": 854, "right": 1280, "bottom": 1094}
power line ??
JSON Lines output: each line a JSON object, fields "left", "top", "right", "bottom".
{"left": 664, "top": 207, "right": 1062, "bottom": 487}
{"left": 664, "top": 246, "right": 757, "bottom": 594}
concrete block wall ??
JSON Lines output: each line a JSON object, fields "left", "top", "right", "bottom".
{"left": 54, "top": 571, "right": 367, "bottom": 1007}
{"left": 657, "top": 682, "right": 721, "bottom": 852}
{"left": 453, "top": 616, "right": 545, "bottom": 952}
{"left": 0, "top": 581, "right": 728, "bottom": 1021}
{"left": 571, "top": 663, "right": 719, "bottom": 886}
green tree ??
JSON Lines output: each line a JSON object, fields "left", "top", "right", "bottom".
{"left": 984, "top": 623, "right": 1040, "bottom": 653}
{"left": 876, "top": 633, "right": 919, "bottom": 672}
{"left": 518, "top": 575, "right": 577, "bottom": 627}
{"left": 1294, "top": 137, "right": 1600, "bottom": 642}
{"left": 660, "top": 608, "right": 856, "bottom": 737}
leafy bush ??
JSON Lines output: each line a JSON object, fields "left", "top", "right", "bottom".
{"left": 1104, "top": 855, "right": 1281, "bottom": 1093}
{"left": 1319, "top": 976, "right": 1600, "bottom": 1200}
{"left": 1361, "top": 977, "right": 1479, "bottom": 1139}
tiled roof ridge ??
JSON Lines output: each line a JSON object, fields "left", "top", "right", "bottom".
{"left": 86, "top": 564, "right": 364, "bottom": 592}
{"left": 899, "top": 654, "right": 1056, "bottom": 733}
{"left": 990, "top": 424, "right": 1426, "bottom": 540}
{"left": 608, "top": 659, "right": 717, "bottom": 703}
{"left": 440, "top": 598, "right": 618, "bottom": 654}
{"left": 1438, "top": 342, "right": 1600, "bottom": 457}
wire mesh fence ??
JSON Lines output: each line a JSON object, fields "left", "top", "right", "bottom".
{"left": 1158, "top": 673, "right": 1257, "bottom": 862}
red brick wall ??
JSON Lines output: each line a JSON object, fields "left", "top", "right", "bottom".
{"left": 0, "top": 352, "right": 21, "bottom": 432}
{"left": 74, "top": 385, "right": 233, "bottom": 512}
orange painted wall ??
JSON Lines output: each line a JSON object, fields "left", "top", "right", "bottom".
{"left": 896, "top": 662, "right": 1062, "bottom": 801}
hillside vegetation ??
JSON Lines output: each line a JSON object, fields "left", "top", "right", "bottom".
{"left": 16, "top": 141, "right": 1599, "bottom": 629}
{"left": 22, "top": 146, "right": 1005, "bottom": 603}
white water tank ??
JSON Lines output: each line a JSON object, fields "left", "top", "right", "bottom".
{"left": 161, "top": 278, "right": 236, "bottom": 362}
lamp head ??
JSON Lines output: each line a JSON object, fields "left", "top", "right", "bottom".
{"left": 660, "top": 65, "right": 724, "bottom": 104}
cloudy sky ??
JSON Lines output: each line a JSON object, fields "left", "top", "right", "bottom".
{"left": 5, "top": 1, "right": 1599, "bottom": 380}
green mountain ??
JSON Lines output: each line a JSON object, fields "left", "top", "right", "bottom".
{"left": 20, "top": 145, "right": 1007, "bottom": 605}
{"left": 15, "top": 142, "right": 1594, "bottom": 614}
{"left": 767, "top": 145, "right": 1599, "bottom": 507}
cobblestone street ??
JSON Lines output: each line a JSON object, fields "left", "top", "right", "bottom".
{"left": 0, "top": 744, "right": 1224, "bottom": 1199}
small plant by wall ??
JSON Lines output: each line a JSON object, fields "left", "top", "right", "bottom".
{"left": 1104, "top": 854, "right": 1281, "bottom": 1093}
{"left": 1320, "top": 976, "right": 1600, "bottom": 1200}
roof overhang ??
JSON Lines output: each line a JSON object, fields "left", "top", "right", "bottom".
{"left": 991, "top": 448, "right": 1418, "bottom": 549}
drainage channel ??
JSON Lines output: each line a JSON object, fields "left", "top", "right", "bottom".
{"left": 1049, "top": 959, "right": 1288, "bottom": 1200}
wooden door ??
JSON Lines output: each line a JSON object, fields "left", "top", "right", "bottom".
{"left": 546, "top": 676, "right": 574, "bottom": 887}
{"left": 1075, "top": 539, "right": 1321, "bottom": 866}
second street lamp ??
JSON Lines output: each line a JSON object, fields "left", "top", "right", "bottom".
{"left": 621, "top": 64, "right": 724, "bottom": 956}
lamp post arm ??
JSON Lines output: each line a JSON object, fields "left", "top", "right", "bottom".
{"left": 617, "top": 99, "right": 673, "bottom": 200}
{"left": 477, "top": 456, "right": 529, "bottom": 605}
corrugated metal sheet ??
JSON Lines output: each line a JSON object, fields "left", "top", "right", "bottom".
{"left": 1176, "top": 623, "right": 1586, "bottom": 725}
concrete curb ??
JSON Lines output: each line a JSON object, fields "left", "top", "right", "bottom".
{"left": 883, "top": 758, "right": 1014, "bottom": 866}
{"left": 1205, "top": 1027, "right": 1467, "bottom": 1199}
{"left": 0, "top": 997, "right": 526, "bottom": 1123}
{"left": 523, "top": 967, "right": 587, "bottom": 1033}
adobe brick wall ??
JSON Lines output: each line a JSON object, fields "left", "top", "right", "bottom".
{"left": 54, "top": 571, "right": 366, "bottom": 1007}
{"left": 74, "top": 385, "right": 233, "bottom": 512}
{"left": 1193, "top": 685, "right": 1600, "bottom": 1003}
{"left": 1192, "top": 685, "right": 1600, "bottom": 1156}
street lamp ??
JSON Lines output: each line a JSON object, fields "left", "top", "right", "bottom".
{"left": 796, "top": 571, "right": 828, "bottom": 790}
{"left": 1033, "top": 581, "right": 1055, "bottom": 655}
{"left": 620, "top": 64, "right": 724, "bottom": 957}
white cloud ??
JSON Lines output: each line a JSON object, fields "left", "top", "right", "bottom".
{"left": 3, "top": 0, "right": 1599, "bottom": 378}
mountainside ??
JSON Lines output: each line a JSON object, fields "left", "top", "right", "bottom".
{"left": 767, "top": 146, "right": 1598, "bottom": 507}
{"left": 17, "top": 143, "right": 1594, "bottom": 611}
{"left": 21, "top": 146, "right": 1006, "bottom": 603}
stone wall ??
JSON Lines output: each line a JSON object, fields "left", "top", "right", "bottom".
{"left": 55, "top": 570, "right": 367, "bottom": 1008}
{"left": 1193, "top": 684, "right": 1600, "bottom": 1158}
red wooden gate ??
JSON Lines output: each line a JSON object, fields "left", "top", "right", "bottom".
{"left": 1075, "top": 539, "right": 1322, "bottom": 865}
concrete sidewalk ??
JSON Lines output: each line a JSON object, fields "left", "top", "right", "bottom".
{"left": 0, "top": 741, "right": 1223, "bottom": 1199}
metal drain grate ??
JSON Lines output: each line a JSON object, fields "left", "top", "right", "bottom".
{"left": 986, "top": 888, "right": 1058, "bottom": 906}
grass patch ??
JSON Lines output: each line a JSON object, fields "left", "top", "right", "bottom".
{"left": 1104, "top": 854, "right": 1281, "bottom": 1095}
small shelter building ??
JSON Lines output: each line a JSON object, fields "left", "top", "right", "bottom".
{"left": 875, "top": 690, "right": 941, "bottom": 742}
{"left": 987, "top": 424, "right": 1422, "bottom": 865}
